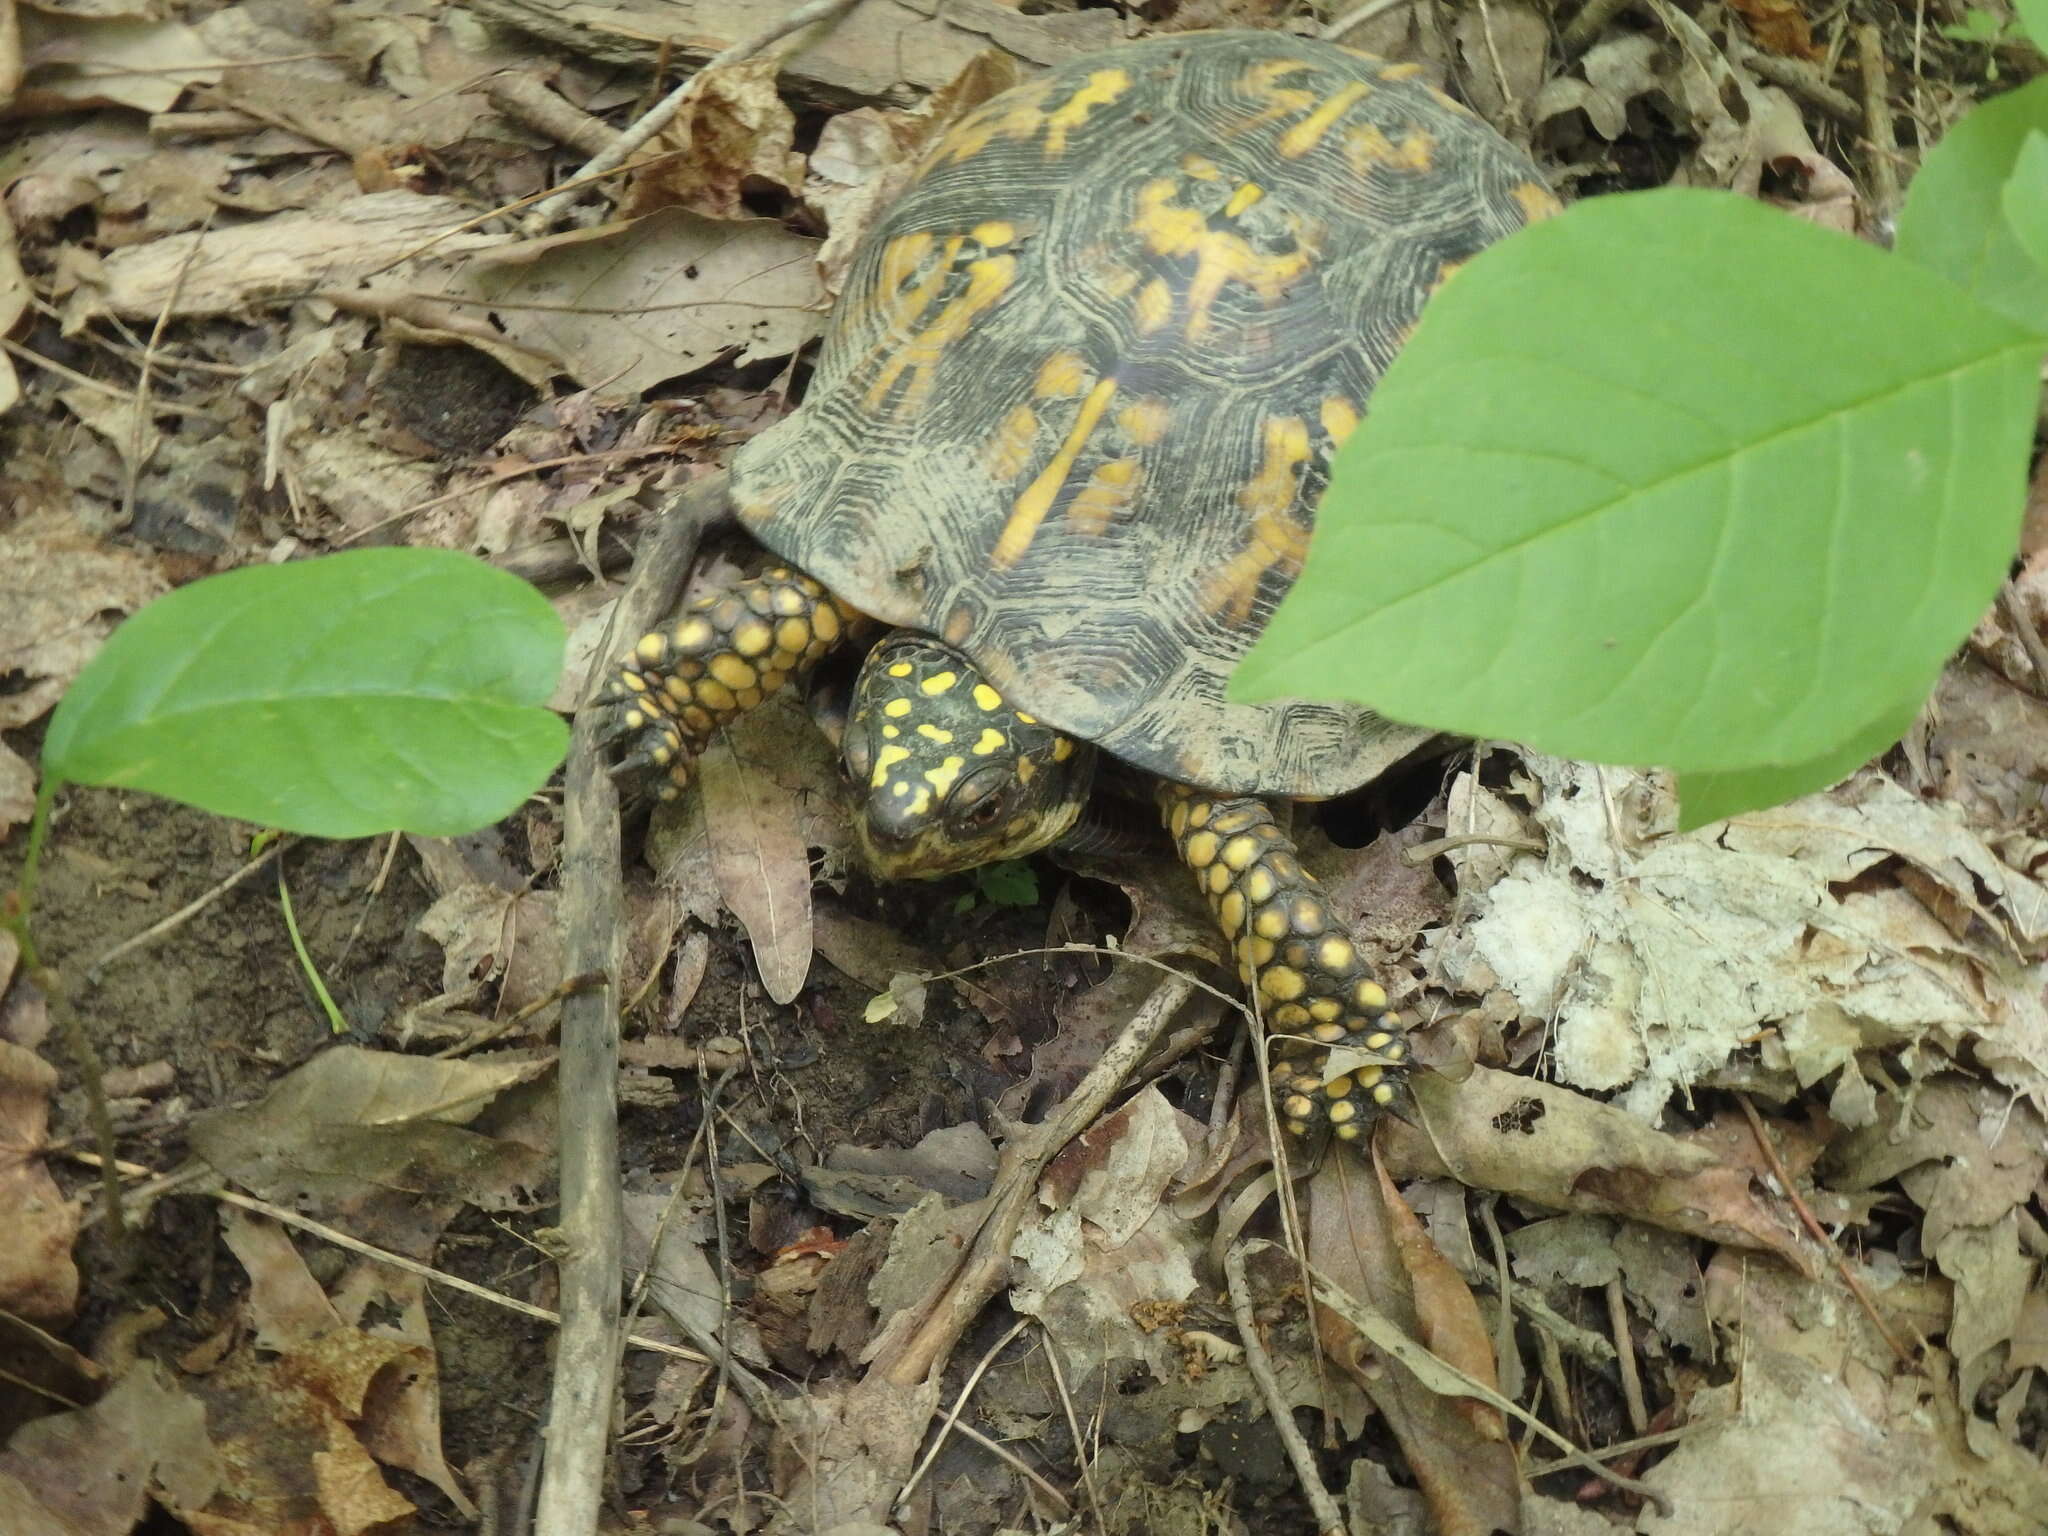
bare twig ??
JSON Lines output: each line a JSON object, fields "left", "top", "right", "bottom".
{"left": 1224, "top": 1243, "right": 1346, "bottom": 1536}
{"left": 1605, "top": 1277, "right": 1648, "bottom": 1435}
{"left": 1856, "top": 23, "right": 1902, "bottom": 219}
{"left": 87, "top": 838, "right": 291, "bottom": 980}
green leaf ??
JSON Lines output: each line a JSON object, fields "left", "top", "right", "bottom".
{"left": 2002, "top": 132, "right": 2048, "bottom": 276}
{"left": 44, "top": 549, "right": 568, "bottom": 838}
{"left": 1896, "top": 75, "right": 2048, "bottom": 332}
{"left": 1675, "top": 687, "right": 1927, "bottom": 831}
{"left": 974, "top": 859, "right": 1040, "bottom": 908}
{"left": 2014, "top": 0, "right": 2048, "bottom": 43}
{"left": 1941, "top": 9, "right": 2010, "bottom": 44}
{"left": 1236, "top": 190, "right": 2039, "bottom": 816}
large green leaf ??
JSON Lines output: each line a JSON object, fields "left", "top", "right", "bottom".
{"left": 2015, "top": 0, "right": 2048, "bottom": 45}
{"left": 44, "top": 549, "right": 568, "bottom": 837}
{"left": 1235, "top": 190, "right": 2040, "bottom": 814}
{"left": 1896, "top": 75, "right": 2048, "bottom": 333}
{"left": 2002, "top": 132, "right": 2048, "bottom": 278}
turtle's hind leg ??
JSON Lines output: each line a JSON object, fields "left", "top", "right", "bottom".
{"left": 1158, "top": 785, "right": 1410, "bottom": 1141}
{"left": 598, "top": 567, "right": 859, "bottom": 794}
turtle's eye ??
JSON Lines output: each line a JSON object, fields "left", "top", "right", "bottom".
{"left": 949, "top": 763, "right": 1017, "bottom": 833}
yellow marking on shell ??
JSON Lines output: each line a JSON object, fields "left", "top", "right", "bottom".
{"left": 972, "top": 684, "right": 1003, "bottom": 711}
{"left": 922, "top": 78, "right": 1058, "bottom": 172}
{"left": 972, "top": 220, "right": 1016, "bottom": 247}
{"left": 1051, "top": 736, "right": 1075, "bottom": 762}
{"left": 1134, "top": 278, "right": 1174, "bottom": 335}
{"left": 1253, "top": 907, "right": 1289, "bottom": 941}
{"left": 924, "top": 755, "right": 966, "bottom": 797}
{"left": 1042, "top": 67, "right": 1132, "bottom": 156}
{"left": 988, "top": 403, "right": 1040, "bottom": 481}
{"left": 1356, "top": 980, "right": 1387, "bottom": 1011}
{"left": 1278, "top": 82, "right": 1370, "bottom": 158}
{"left": 1343, "top": 123, "right": 1436, "bottom": 176}
{"left": 1066, "top": 457, "right": 1140, "bottom": 536}
{"left": 1219, "top": 835, "right": 1259, "bottom": 871}
{"left": 1244, "top": 867, "right": 1276, "bottom": 904}
{"left": 1185, "top": 830, "right": 1220, "bottom": 867}
{"left": 884, "top": 698, "right": 913, "bottom": 718}
{"left": 1218, "top": 890, "right": 1247, "bottom": 933}
{"left": 1379, "top": 61, "right": 1425, "bottom": 80}
{"left": 1223, "top": 182, "right": 1264, "bottom": 217}
{"left": 887, "top": 660, "right": 913, "bottom": 678}
{"left": 864, "top": 248, "right": 1017, "bottom": 416}
{"left": 972, "top": 727, "right": 1006, "bottom": 755}
{"left": 921, "top": 670, "right": 958, "bottom": 695}
{"left": 878, "top": 231, "right": 934, "bottom": 294}
{"left": 1035, "top": 350, "right": 1090, "bottom": 398}
{"left": 1515, "top": 181, "right": 1564, "bottom": 222}
{"left": 1318, "top": 935, "right": 1356, "bottom": 972}
{"left": 1320, "top": 396, "right": 1360, "bottom": 447}
{"left": 1098, "top": 263, "right": 1142, "bottom": 302}
{"left": 916, "top": 723, "right": 954, "bottom": 743}
{"left": 994, "top": 376, "right": 1118, "bottom": 567}
{"left": 1201, "top": 417, "right": 1313, "bottom": 622}
{"left": 1131, "top": 180, "right": 1311, "bottom": 341}
{"left": 871, "top": 743, "right": 911, "bottom": 788}
{"left": 1117, "top": 398, "right": 1171, "bottom": 446}
{"left": 944, "top": 607, "right": 973, "bottom": 646}
{"left": 731, "top": 618, "right": 772, "bottom": 657}
{"left": 1262, "top": 967, "right": 1307, "bottom": 1002}
{"left": 1431, "top": 259, "right": 1467, "bottom": 297}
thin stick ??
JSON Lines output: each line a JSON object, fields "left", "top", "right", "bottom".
{"left": 895, "top": 1317, "right": 1032, "bottom": 1510}
{"left": 1224, "top": 1243, "right": 1345, "bottom": 1536}
{"left": 1733, "top": 1093, "right": 1913, "bottom": 1364}
{"left": 526, "top": 0, "right": 862, "bottom": 230}
{"left": 86, "top": 838, "right": 290, "bottom": 980}
{"left": 66, "top": 1153, "right": 710, "bottom": 1363}
{"left": 1856, "top": 23, "right": 1902, "bottom": 219}
{"left": 1605, "top": 1277, "right": 1648, "bottom": 1436}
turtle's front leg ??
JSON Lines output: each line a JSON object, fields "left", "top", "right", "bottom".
{"left": 1158, "top": 785, "right": 1409, "bottom": 1140}
{"left": 598, "top": 567, "right": 859, "bottom": 794}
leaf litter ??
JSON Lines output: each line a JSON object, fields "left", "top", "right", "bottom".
{"left": 0, "top": 2, "right": 2046, "bottom": 1534}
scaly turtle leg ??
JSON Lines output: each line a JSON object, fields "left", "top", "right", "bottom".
{"left": 598, "top": 567, "right": 859, "bottom": 793}
{"left": 1158, "top": 786, "right": 1409, "bottom": 1141}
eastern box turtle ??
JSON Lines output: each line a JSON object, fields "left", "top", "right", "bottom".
{"left": 601, "top": 29, "right": 1558, "bottom": 1137}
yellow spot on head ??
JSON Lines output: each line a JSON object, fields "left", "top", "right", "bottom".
{"left": 881, "top": 723, "right": 899, "bottom": 738}
{"left": 1051, "top": 736, "right": 1075, "bottom": 762}
{"left": 916, "top": 723, "right": 954, "bottom": 743}
{"left": 908, "top": 786, "right": 932, "bottom": 815}
{"left": 1017, "top": 757, "right": 1037, "bottom": 784}
{"left": 872, "top": 743, "right": 911, "bottom": 787}
{"left": 920, "top": 670, "right": 958, "bottom": 696}
{"left": 884, "top": 697, "right": 913, "bottom": 718}
{"left": 972, "top": 727, "right": 1006, "bottom": 755}
{"left": 892, "top": 781, "right": 911, "bottom": 797}
{"left": 973, "top": 683, "right": 1003, "bottom": 711}
{"left": 924, "top": 755, "right": 966, "bottom": 797}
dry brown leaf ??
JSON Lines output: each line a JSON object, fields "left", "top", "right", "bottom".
{"left": 68, "top": 189, "right": 507, "bottom": 324}
{"left": 185, "top": 1046, "right": 551, "bottom": 1207}
{"left": 629, "top": 53, "right": 805, "bottom": 220}
{"left": 0, "top": 516, "right": 168, "bottom": 733}
{"left": 416, "top": 883, "right": 564, "bottom": 1026}
{"left": 1393, "top": 1067, "right": 1817, "bottom": 1274}
{"left": 0, "top": 1042, "right": 78, "bottom": 1325}
{"left": 0, "top": 1361, "right": 221, "bottom": 1535}
{"left": 15, "top": 10, "right": 219, "bottom": 115}
{"left": 436, "top": 210, "right": 823, "bottom": 395}
{"left": 1728, "top": 0, "right": 1820, "bottom": 59}
{"left": 698, "top": 725, "right": 813, "bottom": 1004}
{"left": 1304, "top": 1158, "right": 1520, "bottom": 1536}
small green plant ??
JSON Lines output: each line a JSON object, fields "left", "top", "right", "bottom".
{"left": 952, "top": 859, "right": 1041, "bottom": 914}
{"left": 1944, "top": 7, "right": 2018, "bottom": 77}
{"left": 1238, "top": 47, "right": 2048, "bottom": 830}
{"left": 9, "top": 549, "right": 567, "bottom": 954}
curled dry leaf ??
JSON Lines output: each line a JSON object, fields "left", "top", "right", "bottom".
{"left": 0, "top": 1042, "right": 78, "bottom": 1325}
{"left": 629, "top": 54, "right": 806, "bottom": 221}
{"left": 697, "top": 728, "right": 813, "bottom": 1005}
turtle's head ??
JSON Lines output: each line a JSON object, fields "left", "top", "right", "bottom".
{"left": 839, "top": 634, "right": 1094, "bottom": 880}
